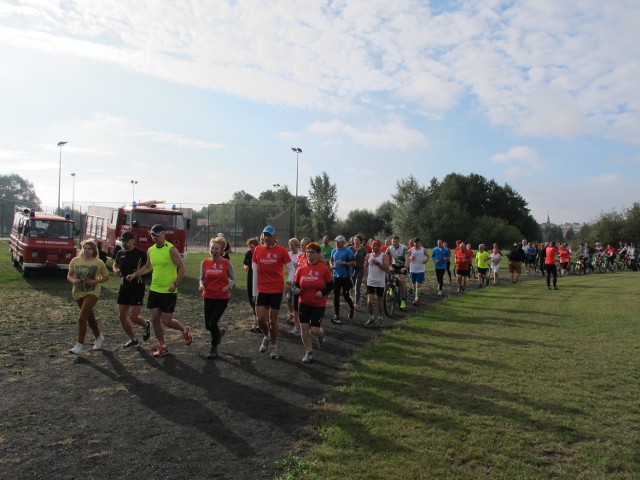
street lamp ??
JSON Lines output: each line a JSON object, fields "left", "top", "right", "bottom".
{"left": 57, "top": 141, "right": 67, "bottom": 213}
{"left": 131, "top": 180, "right": 138, "bottom": 204}
{"left": 70, "top": 173, "right": 76, "bottom": 214}
{"left": 291, "top": 147, "right": 302, "bottom": 238}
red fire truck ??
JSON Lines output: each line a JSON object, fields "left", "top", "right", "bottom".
{"left": 9, "top": 207, "right": 78, "bottom": 277}
{"left": 84, "top": 201, "right": 189, "bottom": 260}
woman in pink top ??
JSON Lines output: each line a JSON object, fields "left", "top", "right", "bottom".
{"left": 558, "top": 243, "right": 571, "bottom": 277}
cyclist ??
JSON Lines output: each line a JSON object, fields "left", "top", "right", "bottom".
{"left": 386, "top": 236, "right": 410, "bottom": 310}
{"left": 604, "top": 244, "right": 617, "bottom": 268}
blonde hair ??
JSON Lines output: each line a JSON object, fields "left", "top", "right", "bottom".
{"left": 80, "top": 239, "right": 98, "bottom": 258}
{"left": 246, "top": 237, "right": 259, "bottom": 247}
{"left": 210, "top": 236, "right": 226, "bottom": 248}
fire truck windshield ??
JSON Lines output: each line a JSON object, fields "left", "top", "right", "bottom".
{"left": 128, "top": 211, "right": 184, "bottom": 230}
{"left": 24, "top": 220, "right": 74, "bottom": 238}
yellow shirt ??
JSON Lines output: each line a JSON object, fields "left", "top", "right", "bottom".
{"left": 69, "top": 256, "right": 109, "bottom": 300}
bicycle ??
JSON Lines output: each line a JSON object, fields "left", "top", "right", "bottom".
{"left": 383, "top": 271, "right": 401, "bottom": 318}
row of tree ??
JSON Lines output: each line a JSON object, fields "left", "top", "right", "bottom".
{"left": 3, "top": 172, "right": 638, "bottom": 248}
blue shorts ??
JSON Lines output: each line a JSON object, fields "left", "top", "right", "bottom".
{"left": 410, "top": 272, "right": 425, "bottom": 284}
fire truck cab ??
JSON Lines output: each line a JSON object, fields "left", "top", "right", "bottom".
{"left": 9, "top": 207, "right": 77, "bottom": 277}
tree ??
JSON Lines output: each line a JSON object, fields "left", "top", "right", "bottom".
{"left": 0, "top": 174, "right": 42, "bottom": 209}
{"left": 340, "top": 209, "right": 383, "bottom": 239}
{"left": 308, "top": 172, "right": 338, "bottom": 239}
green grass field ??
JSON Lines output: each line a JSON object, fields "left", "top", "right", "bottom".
{"left": 2, "top": 241, "right": 639, "bottom": 479}
{"left": 277, "top": 271, "right": 640, "bottom": 480}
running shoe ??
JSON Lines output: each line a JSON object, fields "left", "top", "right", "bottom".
{"left": 153, "top": 345, "right": 169, "bottom": 357}
{"left": 349, "top": 308, "right": 355, "bottom": 319}
{"left": 331, "top": 315, "right": 342, "bottom": 325}
{"left": 250, "top": 325, "right": 262, "bottom": 334}
{"left": 182, "top": 326, "right": 193, "bottom": 346}
{"left": 68, "top": 343, "right": 83, "bottom": 355}
{"left": 437, "top": 290, "right": 443, "bottom": 297}
{"left": 260, "top": 336, "right": 270, "bottom": 353}
{"left": 289, "top": 326, "right": 300, "bottom": 336}
{"left": 317, "top": 336, "right": 325, "bottom": 349}
{"left": 412, "top": 299, "right": 419, "bottom": 307}
{"left": 217, "top": 327, "right": 226, "bottom": 345}
{"left": 93, "top": 335, "right": 105, "bottom": 350}
{"left": 364, "top": 317, "right": 375, "bottom": 328}
{"left": 142, "top": 321, "right": 152, "bottom": 341}
{"left": 374, "top": 317, "right": 384, "bottom": 329}
{"left": 122, "top": 339, "right": 139, "bottom": 349}
{"left": 302, "top": 351, "right": 313, "bottom": 363}
{"left": 400, "top": 299, "right": 407, "bottom": 310}
{"left": 269, "top": 345, "right": 279, "bottom": 360}
{"left": 207, "top": 345, "right": 218, "bottom": 359}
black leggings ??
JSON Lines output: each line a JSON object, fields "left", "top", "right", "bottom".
{"left": 545, "top": 264, "right": 557, "bottom": 287}
{"left": 333, "top": 277, "right": 354, "bottom": 316}
{"left": 435, "top": 269, "right": 445, "bottom": 290}
{"left": 351, "top": 267, "right": 364, "bottom": 304}
{"left": 204, "top": 298, "right": 229, "bottom": 346}
{"left": 445, "top": 262, "right": 452, "bottom": 279}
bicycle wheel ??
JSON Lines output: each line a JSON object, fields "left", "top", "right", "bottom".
{"left": 598, "top": 261, "right": 607, "bottom": 273}
{"left": 383, "top": 282, "right": 396, "bottom": 317}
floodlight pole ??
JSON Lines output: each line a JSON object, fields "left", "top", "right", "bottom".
{"left": 70, "top": 173, "right": 76, "bottom": 213}
{"left": 291, "top": 147, "right": 302, "bottom": 238}
{"left": 57, "top": 141, "right": 67, "bottom": 213}
{"left": 131, "top": 180, "right": 138, "bottom": 204}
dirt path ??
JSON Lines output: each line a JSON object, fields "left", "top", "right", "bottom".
{"left": 0, "top": 271, "right": 521, "bottom": 479}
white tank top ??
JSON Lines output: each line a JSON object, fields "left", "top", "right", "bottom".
{"left": 367, "top": 252, "right": 386, "bottom": 288}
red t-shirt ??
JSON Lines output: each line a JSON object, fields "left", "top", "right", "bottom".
{"left": 294, "top": 261, "right": 333, "bottom": 308}
{"left": 297, "top": 252, "right": 308, "bottom": 270}
{"left": 253, "top": 244, "right": 291, "bottom": 294}
{"left": 201, "top": 258, "right": 231, "bottom": 299}
{"left": 559, "top": 247, "right": 571, "bottom": 263}
{"left": 455, "top": 248, "right": 474, "bottom": 270}
{"left": 545, "top": 246, "right": 559, "bottom": 265}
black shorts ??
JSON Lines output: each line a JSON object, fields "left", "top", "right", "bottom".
{"left": 117, "top": 281, "right": 145, "bottom": 306}
{"left": 477, "top": 267, "right": 488, "bottom": 275}
{"left": 256, "top": 292, "right": 283, "bottom": 310}
{"left": 298, "top": 303, "right": 325, "bottom": 327}
{"left": 392, "top": 265, "right": 406, "bottom": 275}
{"left": 147, "top": 290, "right": 177, "bottom": 313}
{"left": 366, "top": 285, "right": 384, "bottom": 297}
{"left": 457, "top": 269, "right": 470, "bottom": 278}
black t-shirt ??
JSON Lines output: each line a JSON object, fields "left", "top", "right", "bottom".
{"left": 115, "top": 247, "right": 147, "bottom": 284}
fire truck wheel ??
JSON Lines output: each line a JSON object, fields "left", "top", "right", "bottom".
{"left": 19, "top": 261, "right": 31, "bottom": 277}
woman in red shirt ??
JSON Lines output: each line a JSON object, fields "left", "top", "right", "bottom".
{"left": 199, "top": 236, "right": 236, "bottom": 358}
{"left": 293, "top": 242, "right": 334, "bottom": 363}
{"left": 545, "top": 241, "right": 559, "bottom": 290}
{"left": 558, "top": 243, "right": 571, "bottom": 276}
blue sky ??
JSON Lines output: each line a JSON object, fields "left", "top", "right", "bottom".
{"left": 1, "top": 0, "right": 638, "bottom": 225}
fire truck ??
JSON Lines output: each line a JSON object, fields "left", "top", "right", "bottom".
{"left": 9, "top": 207, "right": 78, "bottom": 277}
{"left": 84, "top": 201, "right": 190, "bottom": 260}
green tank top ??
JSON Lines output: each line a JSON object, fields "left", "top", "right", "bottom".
{"left": 148, "top": 241, "right": 177, "bottom": 293}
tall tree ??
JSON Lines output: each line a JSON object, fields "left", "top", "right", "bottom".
{"left": 0, "top": 174, "right": 42, "bottom": 209}
{"left": 308, "top": 172, "right": 338, "bottom": 239}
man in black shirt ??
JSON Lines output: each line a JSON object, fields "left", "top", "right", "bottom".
{"left": 113, "top": 231, "right": 151, "bottom": 348}
{"left": 507, "top": 241, "right": 526, "bottom": 284}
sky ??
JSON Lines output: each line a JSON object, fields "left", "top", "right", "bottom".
{"left": 1, "top": 0, "right": 639, "bottom": 225}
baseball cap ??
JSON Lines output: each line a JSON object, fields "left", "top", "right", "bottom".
{"left": 120, "top": 231, "right": 135, "bottom": 241}
{"left": 262, "top": 225, "right": 276, "bottom": 235}
{"left": 334, "top": 235, "right": 346, "bottom": 242}
{"left": 217, "top": 232, "right": 224, "bottom": 237}
{"left": 150, "top": 224, "right": 165, "bottom": 236}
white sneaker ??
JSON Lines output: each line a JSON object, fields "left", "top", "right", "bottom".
{"left": 437, "top": 290, "right": 443, "bottom": 296}
{"left": 302, "top": 351, "right": 313, "bottom": 363}
{"left": 270, "top": 345, "right": 279, "bottom": 359}
{"left": 68, "top": 343, "right": 83, "bottom": 355}
{"left": 289, "top": 326, "right": 300, "bottom": 336}
{"left": 93, "top": 335, "right": 105, "bottom": 350}
{"left": 259, "top": 336, "right": 270, "bottom": 353}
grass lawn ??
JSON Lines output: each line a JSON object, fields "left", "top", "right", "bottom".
{"left": 278, "top": 271, "right": 640, "bottom": 480}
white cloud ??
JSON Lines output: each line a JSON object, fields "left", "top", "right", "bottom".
{"left": 586, "top": 173, "right": 621, "bottom": 185}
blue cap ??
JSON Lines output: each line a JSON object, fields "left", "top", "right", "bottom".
{"left": 263, "top": 225, "right": 276, "bottom": 235}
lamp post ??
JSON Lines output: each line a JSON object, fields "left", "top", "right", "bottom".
{"left": 70, "top": 173, "right": 76, "bottom": 215}
{"left": 291, "top": 147, "right": 302, "bottom": 238}
{"left": 131, "top": 180, "right": 138, "bottom": 204}
{"left": 57, "top": 141, "right": 67, "bottom": 213}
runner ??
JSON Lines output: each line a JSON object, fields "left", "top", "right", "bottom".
{"left": 330, "top": 235, "right": 356, "bottom": 324}
{"left": 243, "top": 237, "right": 261, "bottom": 333}
{"left": 489, "top": 246, "right": 502, "bottom": 284}
{"left": 126, "top": 224, "right": 192, "bottom": 358}
{"left": 558, "top": 242, "right": 571, "bottom": 276}
{"left": 386, "top": 236, "right": 410, "bottom": 310}
{"left": 252, "top": 225, "right": 295, "bottom": 360}
{"left": 199, "top": 236, "right": 236, "bottom": 359}
{"left": 431, "top": 239, "right": 450, "bottom": 296}
{"left": 455, "top": 242, "right": 474, "bottom": 292}
{"left": 408, "top": 237, "right": 428, "bottom": 305}
{"left": 363, "top": 240, "right": 389, "bottom": 328}
{"left": 67, "top": 239, "right": 110, "bottom": 355}
{"left": 475, "top": 243, "right": 491, "bottom": 288}
{"left": 112, "top": 231, "right": 151, "bottom": 348}
{"left": 349, "top": 235, "right": 368, "bottom": 309}
{"left": 293, "top": 242, "right": 333, "bottom": 363}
